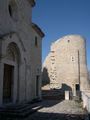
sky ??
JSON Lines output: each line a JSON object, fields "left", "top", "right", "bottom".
{"left": 32, "top": 0, "right": 90, "bottom": 70}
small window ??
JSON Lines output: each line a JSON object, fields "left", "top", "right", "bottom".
{"left": 68, "top": 40, "right": 70, "bottom": 43}
{"left": 35, "top": 36, "right": 38, "bottom": 46}
{"left": 8, "top": 0, "right": 18, "bottom": 21}
{"left": 72, "top": 57, "right": 74, "bottom": 61}
{"left": 51, "top": 51, "right": 55, "bottom": 53}
{"left": 9, "top": 5, "right": 12, "bottom": 17}
{"left": 71, "top": 56, "right": 74, "bottom": 62}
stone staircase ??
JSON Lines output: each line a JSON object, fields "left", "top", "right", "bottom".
{"left": 0, "top": 99, "right": 43, "bottom": 119}
{"left": 42, "top": 90, "right": 64, "bottom": 100}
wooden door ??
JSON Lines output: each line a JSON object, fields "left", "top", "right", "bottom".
{"left": 3, "top": 64, "right": 14, "bottom": 103}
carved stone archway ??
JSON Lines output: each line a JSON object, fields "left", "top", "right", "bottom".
{"left": 3, "top": 42, "right": 20, "bottom": 104}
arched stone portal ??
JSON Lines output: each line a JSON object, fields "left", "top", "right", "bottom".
{"left": 3, "top": 42, "right": 20, "bottom": 104}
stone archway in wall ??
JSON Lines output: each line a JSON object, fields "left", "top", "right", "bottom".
{"left": 3, "top": 42, "right": 20, "bottom": 104}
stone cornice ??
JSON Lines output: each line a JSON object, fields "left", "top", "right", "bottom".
{"left": 32, "top": 23, "right": 45, "bottom": 38}
{"left": 0, "top": 32, "right": 15, "bottom": 39}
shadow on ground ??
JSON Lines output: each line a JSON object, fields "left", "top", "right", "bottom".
{"left": 39, "top": 99, "right": 64, "bottom": 108}
{"left": 29, "top": 112, "right": 88, "bottom": 120}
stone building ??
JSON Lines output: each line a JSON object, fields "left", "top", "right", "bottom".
{"left": 42, "top": 35, "right": 89, "bottom": 94}
{"left": 0, "top": 0, "right": 44, "bottom": 106}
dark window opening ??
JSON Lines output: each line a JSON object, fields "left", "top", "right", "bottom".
{"left": 68, "top": 40, "right": 70, "bottom": 43}
{"left": 9, "top": 5, "right": 12, "bottom": 17}
{"left": 8, "top": 1, "right": 18, "bottom": 21}
{"left": 76, "top": 84, "right": 80, "bottom": 91}
{"left": 72, "top": 56, "right": 74, "bottom": 61}
{"left": 35, "top": 36, "right": 38, "bottom": 46}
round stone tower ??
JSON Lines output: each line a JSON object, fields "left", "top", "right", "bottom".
{"left": 42, "top": 35, "right": 89, "bottom": 93}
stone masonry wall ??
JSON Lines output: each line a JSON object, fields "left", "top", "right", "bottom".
{"left": 42, "top": 35, "right": 90, "bottom": 93}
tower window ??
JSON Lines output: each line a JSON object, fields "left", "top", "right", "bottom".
{"left": 9, "top": 5, "right": 12, "bottom": 17}
{"left": 35, "top": 36, "right": 38, "bottom": 46}
{"left": 8, "top": 0, "right": 18, "bottom": 21}
{"left": 68, "top": 40, "right": 70, "bottom": 43}
{"left": 71, "top": 56, "right": 74, "bottom": 62}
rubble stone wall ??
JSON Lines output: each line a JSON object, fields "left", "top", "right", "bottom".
{"left": 42, "top": 35, "right": 89, "bottom": 92}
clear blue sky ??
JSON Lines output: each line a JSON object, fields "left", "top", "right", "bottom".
{"left": 32, "top": 0, "right": 90, "bottom": 70}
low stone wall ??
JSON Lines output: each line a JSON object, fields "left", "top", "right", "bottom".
{"left": 42, "top": 90, "right": 64, "bottom": 100}
{"left": 82, "top": 91, "right": 90, "bottom": 113}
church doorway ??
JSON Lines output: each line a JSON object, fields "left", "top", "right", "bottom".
{"left": 75, "top": 84, "right": 80, "bottom": 96}
{"left": 3, "top": 64, "right": 14, "bottom": 104}
{"left": 76, "top": 84, "right": 80, "bottom": 91}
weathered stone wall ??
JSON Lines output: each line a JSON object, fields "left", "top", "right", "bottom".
{"left": 0, "top": 0, "right": 44, "bottom": 106}
{"left": 82, "top": 91, "right": 90, "bottom": 113}
{"left": 42, "top": 35, "right": 89, "bottom": 92}
{"left": 31, "top": 28, "right": 42, "bottom": 99}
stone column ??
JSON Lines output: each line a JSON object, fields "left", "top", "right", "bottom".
{"left": 19, "top": 63, "right": 26, "bottom": 102}
{"left": 13, "top": 64, "right": 18, "bottom": 104}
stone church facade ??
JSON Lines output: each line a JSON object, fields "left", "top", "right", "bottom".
{"left": 0, "top": 0, "right": 44, "bottom": 106}
{"left": 42, "top": 35, "right": 89, "bottom": 94}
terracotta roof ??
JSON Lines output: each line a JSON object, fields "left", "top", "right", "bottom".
{"left": 27, "top": 0, "right": 36, "bottom": 7}
{"left": 32, "top": 23, "right": 45, "bottom": 38}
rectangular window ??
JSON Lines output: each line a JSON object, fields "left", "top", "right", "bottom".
{"left": 35, "top": 36, "right": 38, "bottom": 46}
{"left": 71, "top": 56, "right": 75, "bottom": 62}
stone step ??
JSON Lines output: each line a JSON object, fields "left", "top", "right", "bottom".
{"left": 0, "top": 106, "right": 43, "bottom": 118}
{"left": 0, "top": 101, "right": 43, "bottom": 118}
{"left": 0, "top": 104, "right": 29, "bottom": 111}
{"left": 0, "top": 104, "right": 41, "bottom": 113}
{"left": 0, "top": 99, "right": 41, "bottom": 111}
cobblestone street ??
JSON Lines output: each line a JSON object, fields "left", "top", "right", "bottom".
{"left": 26, "top": 100, "right": 87, "bottom": 120}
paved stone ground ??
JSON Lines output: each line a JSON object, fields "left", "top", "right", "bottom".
{"left": 2, "top": 100, "right": 88, "bottom": 120}
{"left": 26, "top": 100, "right": 87, "bottom": 120}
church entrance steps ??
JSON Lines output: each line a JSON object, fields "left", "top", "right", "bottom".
{"left": 0, "top": 100, "right": 43, "bottom": 118}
